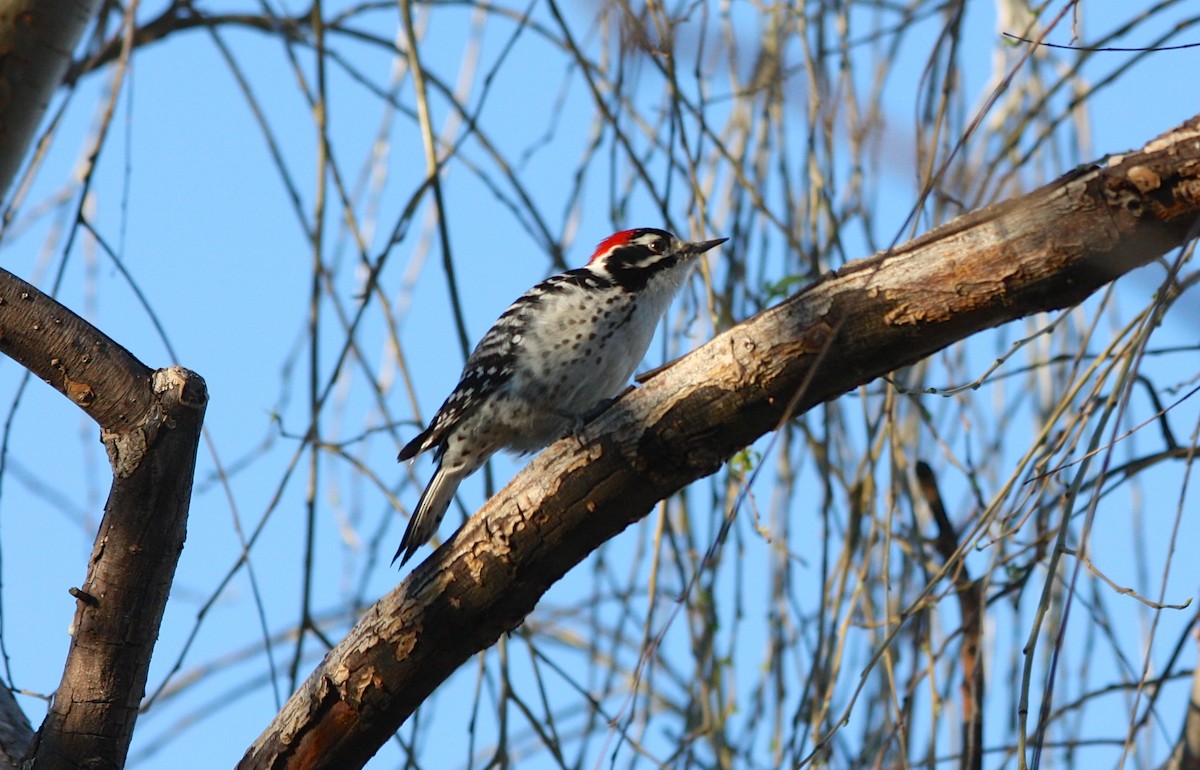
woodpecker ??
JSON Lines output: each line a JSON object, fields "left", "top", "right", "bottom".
{"left": 395, "top": 227, "right": 727, "bottom": 565}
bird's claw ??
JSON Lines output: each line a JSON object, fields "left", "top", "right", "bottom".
{"left": 558, "top": 397, "right": 619, "bottom": 447}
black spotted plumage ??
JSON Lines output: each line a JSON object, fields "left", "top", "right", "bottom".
{"left": 394, "top": 228, "right": 727, "bottom": 565}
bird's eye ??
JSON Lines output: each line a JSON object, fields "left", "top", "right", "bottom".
{"left": 647, "top": 236, "right": 666, "bottom": 253}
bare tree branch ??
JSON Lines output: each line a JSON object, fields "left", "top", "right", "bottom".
{"left": 24, "top": 367, "right": 207, "bottom": 770}
{"left": 0, "top": 684, "right": 31, "bottom": 769}
{"left": 0, "top": 270, "right": 153, "bottom": 432}
{"left": 0, "top": 0, "right": 102, "bottom": 201}
{"left": 1162, "top": 625, "right": 1200, "bottom": 770}
{"left": 919, "top": 460, "right": 983, "bottom": 770}
{"left": 0, "top": 269, "right": 208, "bottom": 770}
{"left": 238, "top": 115, "right": 1200, "bottom": 770}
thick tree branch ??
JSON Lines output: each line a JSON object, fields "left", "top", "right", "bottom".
{"left": 0, "top": 0, "right": 102, "bottom": 201}
{"left": 0, "top": 684, "right": 31, "bottom": 769}
{"left": 240, "top": 116, "right": 1200, "bottom": 770}
{"left": 0, "top": 270, "right": 154, "bottom": 433}
{"left": 0, "top": 269, "right": 208, "bottom": 770}
{"left": 25, "top": 366, "right": 207, "bottom": 770}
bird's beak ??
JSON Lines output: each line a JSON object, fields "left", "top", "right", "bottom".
{"left": 686, "top": 237, "right": 728, "bottom": 256}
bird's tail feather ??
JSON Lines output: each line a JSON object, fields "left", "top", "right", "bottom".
{"left": 394, "top": 465, "right": 464, "bottom": 565}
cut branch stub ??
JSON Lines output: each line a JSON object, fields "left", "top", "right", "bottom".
{"left": 26, "top": 366, "right": 207, "bottom": 770}
{"left": 0, "top": 269, "right": 208, "bottom": 770}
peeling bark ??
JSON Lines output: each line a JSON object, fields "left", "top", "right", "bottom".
{"left": 239, "top": 118, "right": 1200, "bottom": 770}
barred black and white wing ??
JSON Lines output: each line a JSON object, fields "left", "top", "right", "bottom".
{"left": 394, "top": 228, "right": 727, "bottom": 566}
{"left": 394, "top": 280, "right": 553, "bottom": 564}
{"left": 396, "top": 268, "right": 615, "bottom": 463}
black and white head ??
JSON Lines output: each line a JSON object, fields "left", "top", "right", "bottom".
{"left": 585, "top": 228, "right": 727, "bottom": 292}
